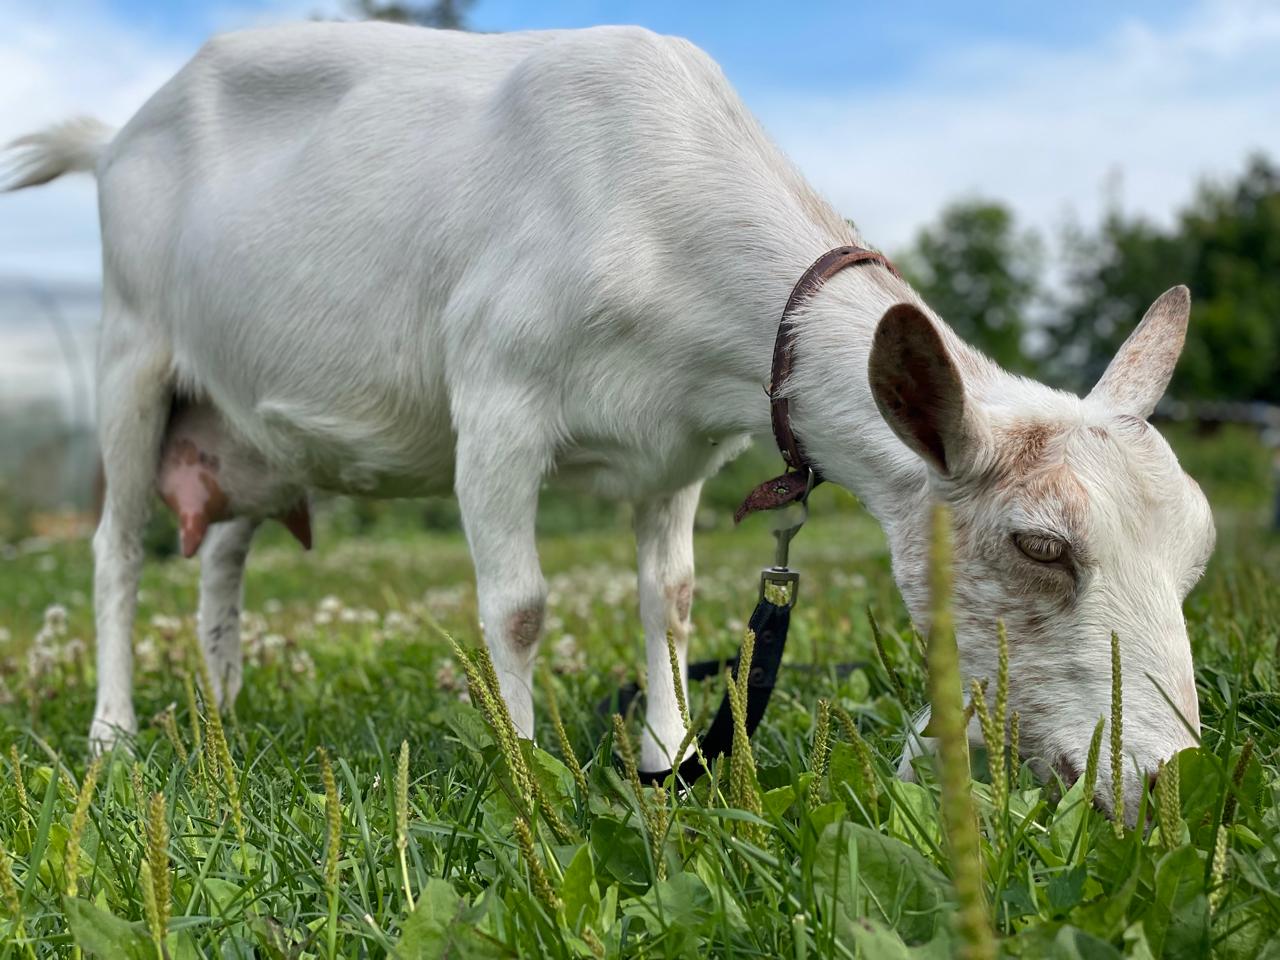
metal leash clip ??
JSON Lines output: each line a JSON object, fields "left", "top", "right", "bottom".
{"left": 759, "top": 468, "right": 814, "bottom": 608}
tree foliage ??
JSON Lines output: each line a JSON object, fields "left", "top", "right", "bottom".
{"left": 903, "top": 156, "right": 1279, "bottom": 402}
{"left": 900, "top": 200, "right": 1043, "bottom": 374}
{"left": 349, "top": 0, "right": 473, "bottom": 29}
{"left": 1053, "top": 155, "right": 1280, "bottom": 402}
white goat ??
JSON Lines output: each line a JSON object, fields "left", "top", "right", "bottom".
{"left": 3, "top": 22, "right": 1214, "bottom": 815}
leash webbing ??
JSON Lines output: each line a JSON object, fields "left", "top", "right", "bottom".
{"left": 633, "top": 592, "right": 794, "bottom": 785}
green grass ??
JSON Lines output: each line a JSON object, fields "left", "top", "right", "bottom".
{"left": 0, "top": 490, "right": 1277, "bottom": 958}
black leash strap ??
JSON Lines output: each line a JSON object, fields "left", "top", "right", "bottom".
{"left": 604, "top": 472, "right": 814, "bottom": 786}
{"left": 636, "top": 593, "right": 794, "bottom": 784}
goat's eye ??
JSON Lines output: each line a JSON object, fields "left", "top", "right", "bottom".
{"left": 1014, "top": 533, "right": 1067, "bottom": 564}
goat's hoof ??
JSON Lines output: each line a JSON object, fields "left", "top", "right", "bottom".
{"left": 89, "top": 713, "right": 137, "bottom": 757}
{"left": 640, "top": 729, "right": 694, "bottom": 774}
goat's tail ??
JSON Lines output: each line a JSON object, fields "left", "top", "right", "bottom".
{"left": 1, "top": 116, "right": 116, "bottom": 191}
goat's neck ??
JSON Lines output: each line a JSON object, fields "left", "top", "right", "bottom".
{"left": 768, "top": 268, "right": 935, "bottom": 537}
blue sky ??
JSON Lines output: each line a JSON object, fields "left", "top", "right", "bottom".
{"left": 98, "top": 0, "right": 1200, "bottom": 97}
{"left": 1, "top": 0, "right": 1278, "bottom": 284}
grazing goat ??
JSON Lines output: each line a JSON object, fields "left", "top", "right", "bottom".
{"left": 3, "top": 21, "right": 1213, "bottom": 817}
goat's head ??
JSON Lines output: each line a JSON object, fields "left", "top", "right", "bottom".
{"left": 869, "top": 286, "right": 1213, "bottom": 820}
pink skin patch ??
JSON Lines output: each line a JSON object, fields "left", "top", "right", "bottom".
{"left": 157, "top": 435, "right": 314, "bottom": 556}
{"left": 157, "top": 438, "right": 228, "bottom": 558}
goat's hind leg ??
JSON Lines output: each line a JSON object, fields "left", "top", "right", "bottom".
{"left": 635, "top": 483, "right": 701, "bottom": 772}
{"left": 198, "top": 518, "right": 257, "bottom": 708}
{"left": 90, "top": 317, "right": 172, "bottom": 751}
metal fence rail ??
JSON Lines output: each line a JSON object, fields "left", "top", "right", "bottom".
{"left": 1155, "top": 398, "right": 1280, "bottom": 530}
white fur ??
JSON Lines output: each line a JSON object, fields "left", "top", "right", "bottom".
{"left": 1, "top": 116, "right": 114, "bottom": 189}
{"left": 3, "top": 22, "right": 1214, "bottom": 809}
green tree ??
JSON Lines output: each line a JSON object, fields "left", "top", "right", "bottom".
{"left": 1052, "top": 155, "right": 1280, "bottom": 402}
{"left": 350, "top": 0, "right": 473, "bottom": 28}
{"left": 900, "top": 200, "right": 1044, "bottom": 374}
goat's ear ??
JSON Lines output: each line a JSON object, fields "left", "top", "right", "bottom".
{"left": 1087, "top": 286, "right": 1190, "bottom": 419}
{"left": 869, "top": 303, "right": 985, "bottom": 475}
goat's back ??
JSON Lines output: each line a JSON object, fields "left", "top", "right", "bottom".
{"left": 95, "top": 21, "right": 847, "bottom": 495}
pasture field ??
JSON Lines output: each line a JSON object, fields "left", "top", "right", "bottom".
{"left": 0, "top": 433, "right": 1277, "bottom": 958}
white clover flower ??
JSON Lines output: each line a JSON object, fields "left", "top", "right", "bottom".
{"left": 44, "top": 604, "right": 68, "bottom": 631}
{"left": 136, "top": 636, "right": 160, "bottom": 672}
{"left": 150, "top": 613, "right": 182, "bottom": 639}
{"left": 424, "top": 585, "right": 468, "bottom": 613}
{"left": 27, "top": 644, "right": 56, "bottom": 675}
{"left": 552, "top": 634, "right": 579, "bottom": 657}
{"left": 383, "top": 610, "right": 411, "bottom": 635}
{"left": 551, "top": 634, "right": 587, "bottom": 675}
{"left": 62, "top": 637, "right": 86, "bottom": 665}
{"left": 289, "top": 649, "right": 316, "bottom": 677}
{"left": 434, "top": 657, "right": 460, "bottom": 691}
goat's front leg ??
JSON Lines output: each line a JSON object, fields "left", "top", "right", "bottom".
{"left": 454, "top": 427, "right": 550, "bottom": 739}
{"left": 635, "top": 482, "right": 702, "bottom": 771}
{"left": 197, "top": 518, "right": 257, "bottom": 707}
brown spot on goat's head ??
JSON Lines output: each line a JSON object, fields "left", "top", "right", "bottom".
{"left": 994, "top": 422, "right": 1057, "bottom": 483}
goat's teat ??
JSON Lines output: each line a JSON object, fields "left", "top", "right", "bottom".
{"left": 158, "top": 437, "right": 229, "bottom": 557}
{"left": 156, "top": 404, "right": 311, "bottom": 556}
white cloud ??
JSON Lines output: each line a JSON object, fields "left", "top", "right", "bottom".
{"left": 1, "top": 0, "right": 1277, "bottom": 283}
{"left": 756, "top": 0, "right": 1280, "bottom": 254}
{"left": 0, "top": 3, "right": 190, "bottom": 281}
{"left": 0, "top": 0, "right": 354, "bottom": 281}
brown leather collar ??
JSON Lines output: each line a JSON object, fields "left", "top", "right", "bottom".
{"left": 735, "top": 244, "right": 902, "bottom": 523}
